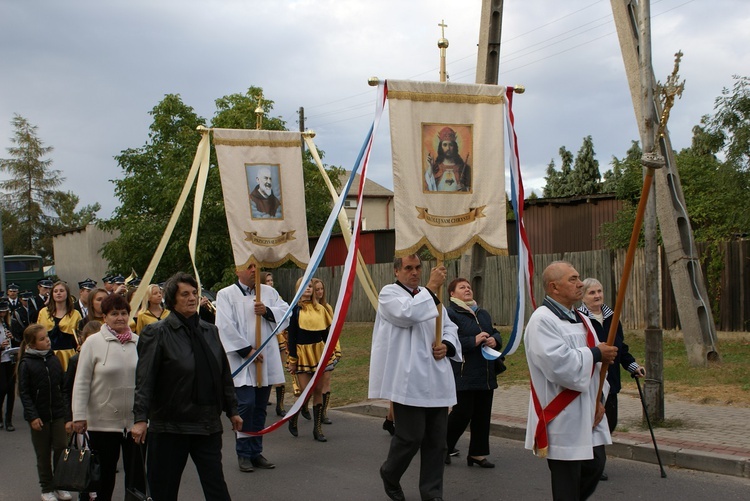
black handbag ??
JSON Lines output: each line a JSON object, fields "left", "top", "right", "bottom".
{"left": 125, "top": 444, "right": 152, "bottom": 501}
{"left": 494, "top": 356, "right": 507, "bottom": 375}
{"left": 53, "top": 433, "right": 101, "bottom": 492}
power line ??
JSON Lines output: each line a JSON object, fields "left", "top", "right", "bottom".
{"left": 307, "top": 0, "right": 694, "bottom": 126}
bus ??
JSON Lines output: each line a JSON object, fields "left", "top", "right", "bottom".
{"left": 3, "top": 255, "right": 45, "bottom": 292}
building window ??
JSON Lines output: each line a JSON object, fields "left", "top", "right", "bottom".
{"left": 347, "top": 218, "right": 367, "bottom": 232}
{"left": 344, "top": 199, "right": 358, "bottom": 209}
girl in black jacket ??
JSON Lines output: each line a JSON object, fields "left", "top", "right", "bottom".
{"left": 17, "top": 323, "right": 72, "bottom": 501}
{"left": 445, "top": 278, "right": 503, "bottom": 469}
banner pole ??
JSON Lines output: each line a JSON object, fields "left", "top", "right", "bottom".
{"left": 435, "top": 257, "right": 443, "bottom": 346}
{"left": 303, "top": 134, "right": 380, "bottom": 311}
{"left": 255, "top": 269, "right": 263, "bottom": 387}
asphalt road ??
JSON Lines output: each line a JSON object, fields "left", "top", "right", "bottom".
{"left": 2, "top": 403, "right": 749, "bottom": 500}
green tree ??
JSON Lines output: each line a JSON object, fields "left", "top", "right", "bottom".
{"left": 676, "top": 131, "right": 750, "bottom": 242}
{"left": 699, "top": 75, "right": 750, "bottom": 171}
{"left": 102, "top": 88, "right": 345, "bottom": 290}
{"left": 542, "top": 146, "right": 575, "bottom": 198}
{"left": 100, "top": 94, "right": 214, "bottom": 285}
{"left": 557, "top": 146, "right": 574, "bottom": 197}
{"left": 0, "top": 114, "right": 99, "bottom": 262}
{"left": 598, "top": 141, "right": 643, "bottom": 248}
{"left": 543, "top": 160, "right": 560, "bottom": 198}
{"left": 570, "top": 135, "right": 601, "bottom": 195}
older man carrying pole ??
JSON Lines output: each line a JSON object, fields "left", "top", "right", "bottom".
{"left": 524, "top": 261, "right": 618, "bottom": 501}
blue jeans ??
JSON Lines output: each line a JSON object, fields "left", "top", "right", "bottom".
{"left": 235, "top": 385, "right": 271, "bottom": 459}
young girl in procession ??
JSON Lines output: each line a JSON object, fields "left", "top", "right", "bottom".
{"left": 287, "top": 278, "right": 336, "bottom": 442}
{"left": 311, "top": 278, "right": 342, "bottom": 425}
{"left": 79, "top": 288, "right": 108, "bottom": 333}
{"left": 17, "top": 323, "right": 73, "bottom": 501}
{"left": 134, "top": 284, "right": 170, "bottom": 334}
{"left": 37, "top": 281, "right": 83, "bottom": 372}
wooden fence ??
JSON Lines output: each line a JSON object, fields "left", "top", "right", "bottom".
{"left": 271, "top": 241, "right": 750, "bottom": 331}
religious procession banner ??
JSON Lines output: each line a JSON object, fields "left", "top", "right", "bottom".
{"left": 387, "top": 79, "right": 508, "bottom": 259}
{"left": 213, "top": 129, "right": 310, "bottom": 269}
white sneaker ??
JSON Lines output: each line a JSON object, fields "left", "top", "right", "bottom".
{"left": 54, "top": 491, "right": 73, "bottom": 500}
{"left": 40, "top": 493, "right": 57, "bottom": 501}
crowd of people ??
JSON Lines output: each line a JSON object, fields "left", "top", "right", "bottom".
{"left": 4, "top": 270, "right": 343, "bottom": 500}
{"left": 2, "top": 257, "right": 644, "bottom": 501}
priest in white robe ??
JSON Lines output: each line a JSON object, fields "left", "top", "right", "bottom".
{"left": 524, "top": 261, "right": 618, "bottom": 501}
{"left": 216, "top": 263, "right": 289, "bottom": 473}
{"left": 369, "top": 254, "right": 462, "bottom": 501}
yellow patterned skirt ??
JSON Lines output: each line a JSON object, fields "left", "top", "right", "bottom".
{"left": 294, "top": 341, "right": 336, "bottom": 374}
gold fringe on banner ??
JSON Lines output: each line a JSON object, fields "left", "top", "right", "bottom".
{"left": 388, "top": 90, "right": 505, "bottom": 105}
{"left": 395, "top": 235, "right": 509, "bottom": 262}
{"left": 235, "top": 254, "right": 309, "bottom": 273}
{"left": 213, "top": 138, "right": 301, "bottom": 148}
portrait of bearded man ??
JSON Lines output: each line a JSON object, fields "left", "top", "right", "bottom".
{"left": 249, "top": 165, "right": 283, "bottom": 218}
{"left": 425, "top": 126, "right": 472, "bottom": 192}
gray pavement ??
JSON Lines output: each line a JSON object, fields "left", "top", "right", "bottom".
{"left": 347, "top": 383, "right": 750, "bottom": 479}
{"left": 4, "top": 402, "right": 750, "bottom": 500}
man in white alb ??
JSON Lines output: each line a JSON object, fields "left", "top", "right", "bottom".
{"left": 369, "top": 254, "right": 462, "bottom": 501}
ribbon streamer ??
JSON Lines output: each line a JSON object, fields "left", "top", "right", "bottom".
{"left": 232, "top": 83, "right": 387, "bottom": 381}
{"left": 238, "top": 82, "right": 387, "bottom": 436}
{"left": 501, "top": 87, "right": 535, "bottom": 357}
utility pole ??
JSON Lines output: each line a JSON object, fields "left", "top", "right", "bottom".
{"left": 299, "top": 106, "right": 306, "bottom": 155}
{"left": 637, "top": 0, "right": 666, "bottom": 422}
{"left": 611, "top": 0, "right": 720, "bottom": 417}
{"left": 460, "top": 0, "right": 504, "bottom": 304}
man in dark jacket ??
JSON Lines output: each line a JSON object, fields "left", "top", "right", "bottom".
{"left": 132, "top": 272, "right": 242, "bottom": 501}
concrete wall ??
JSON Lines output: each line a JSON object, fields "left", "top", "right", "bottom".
{"left": 52, "top": 224, "right": 118, "bottom": 286}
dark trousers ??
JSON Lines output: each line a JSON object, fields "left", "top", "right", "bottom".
{"left": 87, "top": 430, "right": 144, "bottom": 501}
{"left": 0, "top": 361, "right": 15, "bottom": 423}
{"left": 147, "top": 431, "right": 231, "bottom": 501}
{"left": 382, "top": 403, "right": 448, "bottom": 500}
{"left": 605, "top": 392, "right": 618, "bottom": 433}
{"left": 235, "top": 385, "right": 271, "bottom": 459}
{"left": 547, "top": 445, "right": 606, "bottom": 501}
{"left": 446, "top": 389, "right": 494, "bottom": 457}
{"left": 30, "top": 418, "right": 67, "bottom": 492}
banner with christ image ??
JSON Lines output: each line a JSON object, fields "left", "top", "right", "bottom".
{"left": 387, "top": 79, "right": 508, "bottom": 259}
{"left": 214, "top": 128, "right": 310, "bottom": 269}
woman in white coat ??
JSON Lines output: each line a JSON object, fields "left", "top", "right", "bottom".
{"left": 72, "top": 293, "right": 144, "bottom": 500}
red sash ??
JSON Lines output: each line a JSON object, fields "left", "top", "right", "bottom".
{"left": 530, "top": 311, "right": 596, "bottom": 457}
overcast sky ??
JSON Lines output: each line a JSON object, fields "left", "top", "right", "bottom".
{"left": 2, "top": 0, "right": 748, "bottom": 219}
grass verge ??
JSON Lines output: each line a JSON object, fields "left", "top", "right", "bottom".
{"left": 329, "top": 323, "right": 750, "bottom": 408}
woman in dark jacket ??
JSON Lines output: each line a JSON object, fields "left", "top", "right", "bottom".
{"left": 445, "top": 278, "right": 502, "bottom": 469}
{"left": 132, "top": 272, "right": 241, "bottom": 501}
{"left": 578, "top": 277, "right": 645, "bottom": 480}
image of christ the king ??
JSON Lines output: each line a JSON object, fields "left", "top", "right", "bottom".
{"left": 247, "top": 164, "right": 283, "bottom": 219}
{"left": 423, "top": 124, "right": 472, "bottom": 193}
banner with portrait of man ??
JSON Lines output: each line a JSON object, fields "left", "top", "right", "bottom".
{"left": 214, "top": 128, "right": 310, "bottom": 269}
{"left": 387, "top": 79, "right": 508, "bottom": 259}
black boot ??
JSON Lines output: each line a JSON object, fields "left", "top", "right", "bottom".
{"left": 275, "top": 386, "right": 287, "bottom": 417}
{"left": 288, "top": 411, "right": 299, "bottom": 437}
{"left": 312, "top": 404, "right": 327, "bottom": 442}
{"left": 321, "top": 392, "right": 332, "bottom": 424}
{"left": 301, "top": 397, "right": 311, "bottom": 420}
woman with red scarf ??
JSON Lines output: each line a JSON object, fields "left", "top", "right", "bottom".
{"left": 72, "top": 294, "right": 144, "bottom": 500}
